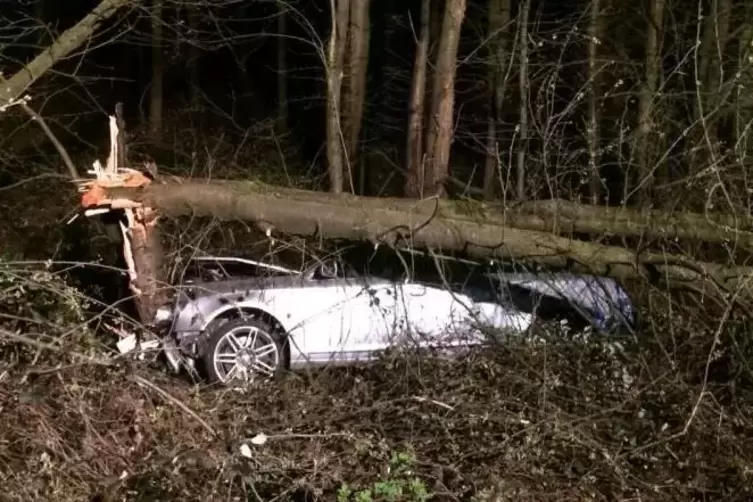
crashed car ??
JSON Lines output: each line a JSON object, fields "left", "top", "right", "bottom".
{"left": 128, "top": 251, "right": 636, "bottom": 386}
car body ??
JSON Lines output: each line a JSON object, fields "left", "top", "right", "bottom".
{"left": 143, "top": 252, "right": 637, "bottom": 385}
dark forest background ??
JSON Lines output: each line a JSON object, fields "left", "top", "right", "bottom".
{"left": 0, "top": 2, "right": 752, "bottom": 501}
{"left": 3, "top": 0, "right": 751, "bottom": 210}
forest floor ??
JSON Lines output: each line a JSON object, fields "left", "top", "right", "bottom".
{"left": 1, "top": 320, "right": 752, "bottom": 502}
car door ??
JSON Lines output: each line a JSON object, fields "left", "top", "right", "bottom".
{"left": 343, "top": 278, "right": 402, "bottom": 356}
{"left": 395, "top": 282, "right": 472, "bottom": 347}
{"left": 280, "top": 277, "right": 357, "bottom": 365}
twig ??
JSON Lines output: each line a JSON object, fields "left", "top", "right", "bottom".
{"left": 130, "top": 374, "right": 217, "bottom": 437}
{"left": 412, "top": 395, "right": 455, "bottom": 411}
{"left": 20, "top": 101, "right": 79, "bottom": 179}
{"left": 0, "top": 327, "right": 112, "bottom": 366}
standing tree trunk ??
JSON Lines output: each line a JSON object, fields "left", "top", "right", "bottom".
{"left": 325, "top": 0, "right": 351, "bottom": 194}
{"left": 694, "top": 0, "right": 731, "bottom": 169}
{"left": 736, "top": 0, "right": 753, "bottom": 171}
{"left": 277, "top": 4, "right": 288, "bottom": 133}
{"left": 633, "top": 0, "right": 665, "bottom": 206}
{"left": 341, "top": 0, "right": 371, "bottom": 194}
{"left": 586, "top": 0, "right": 605, "bottom": 204}
{"left": 515, "top": 0, "right": 531, "bottom": 201}
{"left": 425, "top": 0, "right": 467, "bottom": 198}
{"left": 149, "top": 0, "right": 164, "bottom": 137}
{"left": 405, "top": 0, "right": 431, "bottom": 198}
{"left": 482, "top": 0, "right": 511, "bottom": 200}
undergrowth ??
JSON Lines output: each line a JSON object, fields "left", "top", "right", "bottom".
{"left": 0, "top": 283, "right": 750, "bottom": 502}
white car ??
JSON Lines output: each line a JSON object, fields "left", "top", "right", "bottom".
{"left": 143, "top": 253, "right": 636, "bottom": 385}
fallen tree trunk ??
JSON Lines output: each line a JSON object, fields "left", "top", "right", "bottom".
{"left": 109, "top": 178, "right": 753, "bottom": 248}
{"left": 82, "top": 177, "right": 753, "bottom": 296}
{"left": 516, "top": 199, "right": 753, "bottom": 249}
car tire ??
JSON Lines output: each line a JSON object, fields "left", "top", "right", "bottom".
{"left": 202, "top": 318, "right": 288, "bottom": 386}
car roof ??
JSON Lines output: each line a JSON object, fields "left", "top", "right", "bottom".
{"left": 189, "top": 255, "right": 302, "bottom": 276}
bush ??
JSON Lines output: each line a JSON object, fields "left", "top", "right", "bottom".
{"left": 0, "top": 258, "right": 93, "bottom": 364}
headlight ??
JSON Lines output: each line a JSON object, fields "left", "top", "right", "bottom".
{"left": 153, "top": 305, "right": 174, "bottom": 324}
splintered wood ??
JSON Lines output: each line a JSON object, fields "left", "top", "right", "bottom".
{"left": 75, "top": 114, "right": 163, "bottom": 320}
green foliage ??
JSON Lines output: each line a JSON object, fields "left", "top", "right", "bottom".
{"left": 337, "top": 447, "right": 431, "bottom": 502}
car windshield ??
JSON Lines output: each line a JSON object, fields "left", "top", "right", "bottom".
{"left": 178, "top": 256, "right": 300, "bottom": 283}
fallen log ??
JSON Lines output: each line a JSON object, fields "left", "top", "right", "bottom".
{"left": 115, "top": 180, "right": 753, "bottom": 248}
{"left": 516, "top": 199, "right": 753, "bottom": 249}
{"left": 79, "top": 176, "right": 753, "bottom": 297}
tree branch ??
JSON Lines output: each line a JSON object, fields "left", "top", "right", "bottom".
{"left": 20, "top": 101, "right": 79, "bottom": 178}
{"left": 0, "top": 0, "right": 134, "bottom": 105}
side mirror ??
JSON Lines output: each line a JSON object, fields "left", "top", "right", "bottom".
{"left": 318, "top": 259, "right": 339, "bottom": 278}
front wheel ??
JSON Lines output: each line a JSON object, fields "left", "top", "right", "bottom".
{"left": 202, "top": 318, "right": 288, "bottom": 385}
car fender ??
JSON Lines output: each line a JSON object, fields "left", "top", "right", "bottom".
{"left": 173, "top": 294, "right": 296, "bottom": 336}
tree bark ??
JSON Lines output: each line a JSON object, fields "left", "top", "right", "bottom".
{"left": 0, "top": 0, "right": 133, "bottom": 105}
{"left": 633, "top": 0, "right": 665, "bottom": 206}
{"left": 341, "top": 0, "right": 371, "bottom": 193}
{"left": 482, "top": 0, "right": 511, "bottom": 201}
{"left": 696, "top": 0, "right": 731, "bottom": 124}
{"left": 425, "top": 0, "right": 467, "bottom": 198}
{"left": 325, "top": 0, "right": 351, "bottom": 194}
{"left": 515, "top": 0, "right": 532, "bottom": 201}
{"left": 586, "top": 0, "right": 604, "bottom": 205}
{"left": 80, "top": 178, "right": 753, "bottom": 296}
{"left": 129, "top": 209, "right": 167, "bottom": 323}
{"left": 696, "top": 0, "right": 731, "bottom": 175}
{"left": 405, "top": 0, "right": 432, "bottom": 199}
{"left": 736, "top": 0, "right": 753, "bottom": 163}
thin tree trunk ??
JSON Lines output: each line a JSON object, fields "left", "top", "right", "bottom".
{"left": 696, "top": 0, "right": 731, "bottom": 118}
{"left": 341, "top": 0, "right": 371, "bottom": 193}
{"left": 423, "top": 0, "right": 447, "bottom": 172}
{"left": 736, "top": 1, "right": 753, "bottom": 169}
{"left": 426, "top": 0, "right": 467, "bottom": 197}
{"left": 325, "top": 0, "right": 351, "bottom": 194}
{"left": 482, "top": 0, "right": 511, "bottom": 200}
{"left": 633, "top": 0, "right": 665, "bottom": 206}
{"left": 515, "top": 0, "right": 531, "bottom": 201}
{"left": 405, "top": 0, "right": 431, "bottom": 198}
{"left": 148, "top": 0, "right": 164, "bottom": 137}
{"left": 0, "top": 0, "right": 133, "bottom": 104}
{"left": 694, "top": 0, "right": 731, "bottom": 171}
{"left": 586, "top": 0, "right": 605, "bottom": 204}
{"left": 277, "top": 5, "right": 288, "bottom": 132}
